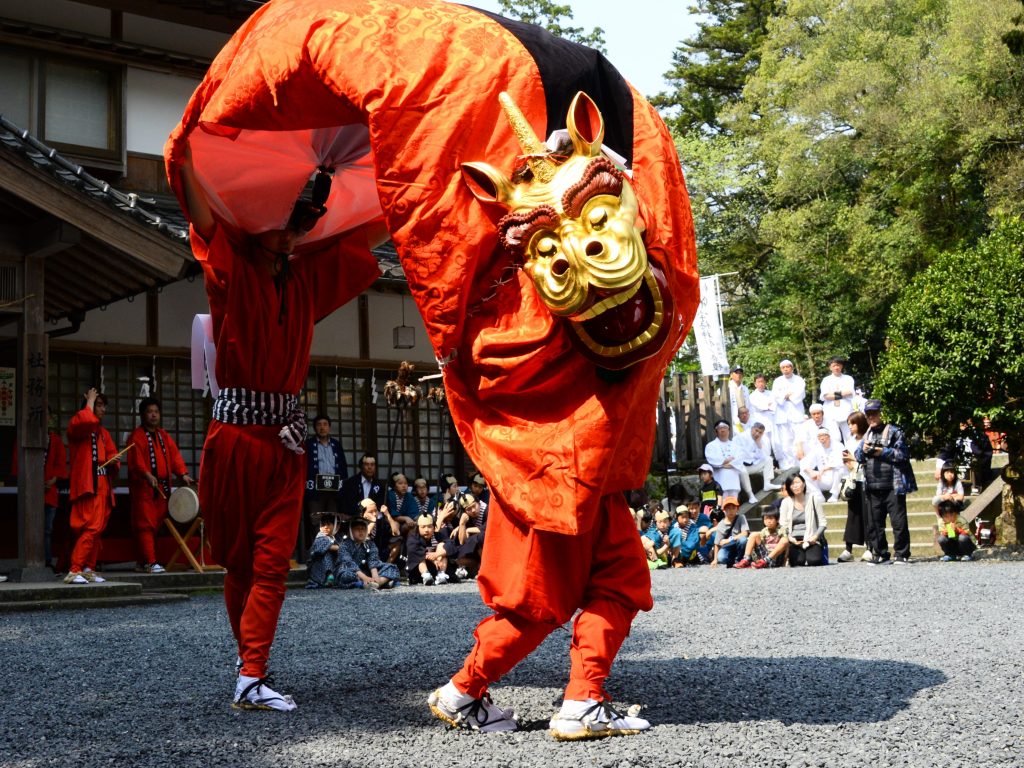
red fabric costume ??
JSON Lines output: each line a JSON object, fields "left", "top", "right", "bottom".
{"left": 127, "top": 425, "right": 188, "bottom": 565}
{"left": 11, "top": 432, "right": 68, "bottom": 508}
{"left": 66, "top": 408, "right": 118, "bottom": 573}
{"left": 190, "top": 225, "right": 378, "bottom": 679}
{"left": 166, "top": 0, "right": 698, "bottom": 703}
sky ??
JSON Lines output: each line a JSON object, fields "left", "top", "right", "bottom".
{"left": 459, "top": 0, "right": 701, "bottom": 98}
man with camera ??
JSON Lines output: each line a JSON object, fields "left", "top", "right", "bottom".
{"left": 854, "top": 399, "right": 911, "bottom": 564}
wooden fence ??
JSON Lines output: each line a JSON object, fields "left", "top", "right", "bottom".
{"left": 654, "top": 372, "right": 733, "bottom": 471}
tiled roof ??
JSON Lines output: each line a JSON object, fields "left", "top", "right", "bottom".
{"left": 0, "top": 115, "right": 191, "bottom": 245}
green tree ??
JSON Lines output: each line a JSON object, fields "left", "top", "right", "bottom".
{"left": 497, "top": 0, "right": 606, "bottom": 52}
{"left": 652, "top": 0, "right": 778, "bottom": 136}
{"left": 872, "top": 218, "right": 1024, "bottom": 539}
{"left": 721, "top": 0, "right": 1024, "bottom": 385}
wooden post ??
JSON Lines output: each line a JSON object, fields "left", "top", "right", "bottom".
{"left": 671, "top": 372, "right": 684, "bottom": 465}
{"left": 686, "top": 372, "right": 700, "bottom": 465}
{"left": 16, "top": 254, "right": 49, "bottom": 580}
{"left": 702, "top": 375, "right": 715, "bottom": 445}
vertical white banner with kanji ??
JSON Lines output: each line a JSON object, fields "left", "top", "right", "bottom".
{"left": 693, "top": 276, "right": 730, "bottom": 377}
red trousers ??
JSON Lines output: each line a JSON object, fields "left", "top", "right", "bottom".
{"left": 70, "top": 480, "right": 113, "bottom": 572}
{"left": 131, "top": 491, "right": 168, "bottom": 565}
{"left": 200, "top": 421, "right": 304, "bottom": 679}
{"left": 453, "top": 493, "right": 653, "bottom": 702}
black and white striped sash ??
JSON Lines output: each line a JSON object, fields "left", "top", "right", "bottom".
{"left": 212, "top": 387, "right": 307, "bottom": 451}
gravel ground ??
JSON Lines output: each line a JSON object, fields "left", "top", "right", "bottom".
{"left": 2, "top": 561, "right": 1023, "bottom": 768}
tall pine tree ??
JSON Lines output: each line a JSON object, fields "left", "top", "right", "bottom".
{"left": 652, "top": 0, "right": 777, "bottom": 135}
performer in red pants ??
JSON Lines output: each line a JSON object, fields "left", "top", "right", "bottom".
{"left": 173, "top": 146, "right": 383, "bottom": 711}
{"left": 127, "top": 397, "right": 193, "bottom": 573}
{"left": 65, "top": 388, "right": 119, "bottom": 584}
{"left": 165, "top": 0, "right": 698, "bottom": 735}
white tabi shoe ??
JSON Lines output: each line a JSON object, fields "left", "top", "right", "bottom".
{"left": 428, "top": 681, "right": 517, "bottom": 732}
{"left": 232, "top": 675, "right": 297, "bottom": 712}
{"left": 82, "top": 569, "right": 105, "bottom": 583}
{"left": 434, "top": 571, "right": 450, "bottom": 585}
{"left": 549, "top": 699, "right": 650, "bottom": 741}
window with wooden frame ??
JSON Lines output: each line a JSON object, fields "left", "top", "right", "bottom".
{"left": 0, "top": 48, "right": 124, "bottom": 170}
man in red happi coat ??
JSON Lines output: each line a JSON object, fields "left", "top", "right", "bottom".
{"left": 127, "top": 397, "right": 194, "bottom": 573}
{"left": 65, "top": 388, "right": 119, "bottom": 584}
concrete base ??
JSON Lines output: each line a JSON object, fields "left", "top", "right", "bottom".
{"left": 8, "top": 565, "right": 56, "bottom": 583}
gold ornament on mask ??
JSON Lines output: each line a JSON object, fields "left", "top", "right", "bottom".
{"left": 461, "top": 92, "right": 668, "bottom": 369}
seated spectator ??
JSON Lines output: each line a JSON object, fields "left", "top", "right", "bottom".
{"left": 406, "top": 514, "right": 455, "bottom": 585}
{"left": 305, "top": 512, "right": 342, "bottom": 589}
{"left": 697, "top": 463, "right": 724, "bottom": 524}
{"left": 794, "top": 403, "right": 840, "bottom": 462}
{"left": 386, "top": 472, "right": 417, "bottom": 538}
{"left": 674, "top": 499, "right": 712, "bottom": 566}
{"left": 800, "top": 428, "right": 848, "bottom": 501}
{"left": 705, "top": 419, "right": 758, "bottom": 505}
{"left": 735, "top": 507, "right": 788, "bottom": 569}
{"left": 932, "top": 465, "right": 965, "bottom": 516}
{"left": 453, "top": 493, "right": 486, "bottom": 578}
{"left": 434, "top": 472, "right": 461, "bottom": 516}
{"left": 661, "top": 482, "right": 687, "bottom": 522}
{"left": 642, "top": 510, "right": 678, "bottom": 568}
{"left": 711, "top": 496, "right": 749, "bottom": 568}
{"left": 468, "top": 472, "right": 490, "bottom": 509}
{"left": 733, "top": 406, "right": 753, "bottom": 435}
{"left": 936, "top": 500, "right": 976, "bottom": 562}
{"left": 360, "top": 498, "right": 403, "bottom": 565}
{"left": 937, "top": 420, "right": 993, "bottom": 491}
{"left": 338, "top": 516, "right": 400, "bottom": 589}
{"left": 736, "top": 422, "right": 781, "bottom": 491}
{"left": 411, "top": 476, "right": 435, "bottom": 519}
{"left": 628, "top": 489, "right": 650, "bottom": 530}
{"left": 779, "top": 473, "right": 828, "bottom": 567}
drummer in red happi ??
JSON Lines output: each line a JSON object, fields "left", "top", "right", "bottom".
{"left": 127, "top": 397, "right": 194, "bottom": 574}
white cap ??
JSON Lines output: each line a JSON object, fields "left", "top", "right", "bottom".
{"left": 779, "top": 359, "right": 793, "bottom": 367}
{"left": 809, "top": 403, "right": 824, "bottom": 413}
{"left": 817, "top": 427, "right": 831, "bottom": 435}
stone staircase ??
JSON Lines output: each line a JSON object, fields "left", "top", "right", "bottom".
{"left": 0, "top": 580, "right": 188, "bottom": 613}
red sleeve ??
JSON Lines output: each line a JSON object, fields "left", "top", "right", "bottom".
{"left": 67, "top": 408, "right": 100, "bottom": 440}
{"left": 190, "top": 222, "right": 240, "bottom": 295}
{"left": 127, "top": 428, "right": 148, "bottom": 479}
{"left": 45, "top": 434, "right": 69, "bottom": 481}
{"left": 103, "top": 429, "right": 120, "bottom": 473}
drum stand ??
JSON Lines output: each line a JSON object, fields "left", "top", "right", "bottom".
{"left": 164, "top": 516, "right": 220, "bottom": 572}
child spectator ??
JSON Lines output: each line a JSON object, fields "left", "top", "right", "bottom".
{"left": 305, "top": 512, "right": 342, "bottom": 588}
{"left": 453, "top": 493, "right": 486, "bottom": 578}
{"left": 735, "top": 507, "right": 788, "bottom": 568}
{"left": 338, "top": 517, "right": 400, "bottom": 589}
{"left": 642, "top": 510, "right": 678, "bottom": 568}
{"left": 676, "top": 499, "right": 714, "bottom": 565}
{"left": 936, "top": 500, "right": 976, "bottom": 562}
{"left": 359, "top": 497, "right": 402, "bottom": 566}
{"left": 932, "top": 465, "right": 965, "bottom": 516}
{"left": 697, "top": 463, "right": 724, "bottom": 524}
{"left": 407, "top": 514, "right": 454, "bottom": 585}
{"left": 411, "top": 477, "right": 435, "bottom": 519}
{"left": 386, "top": 472, "right": 418, "bottom": 538}
{"left": 711, "top": 496, "right": 749, "bottom": 568}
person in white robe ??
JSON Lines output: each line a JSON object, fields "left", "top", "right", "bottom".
{"left": 800, "top": 428, "right": 848, "bottom": 501}
{"left": 736, "top": 422, "right": 780, "bottom": 491}
{"left": 704, "top": 420, "right": 758, "bottom": 505}
{"left": 819, "top": 357, "right": 856, "bottom": 445}
{"left": 771, "top": 359, "right": 806, "bottom": 470}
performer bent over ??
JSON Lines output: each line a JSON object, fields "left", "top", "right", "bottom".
{"left": 65, "top": 388, "right": 118, "bottom": 584}
{"left": 127, "top": 397, "right": 193, "bottom": 573}
{"left": 175, "top": 148, "right": 382, "bottom": 711}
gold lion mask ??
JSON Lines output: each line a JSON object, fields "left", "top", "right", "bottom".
{"left": 462, "top": 92, "right": 671, "bottom": 370}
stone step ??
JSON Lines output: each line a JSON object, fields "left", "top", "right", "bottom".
{"left": 103, "top": 567, "right": 309, "bottom": 594}
{"left": 0, "top": 580, "right": 143, "bottom": 603}
{"left": 0, "top": 591, "right": 188, "bottom": 613}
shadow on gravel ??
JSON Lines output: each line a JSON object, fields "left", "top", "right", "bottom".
{"left": 607, "top": 656, "right": 948, "bottom": 726}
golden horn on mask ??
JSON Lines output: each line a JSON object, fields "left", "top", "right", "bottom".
{"left": 499, "top": 92, "right": 556, "bottom": 184}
